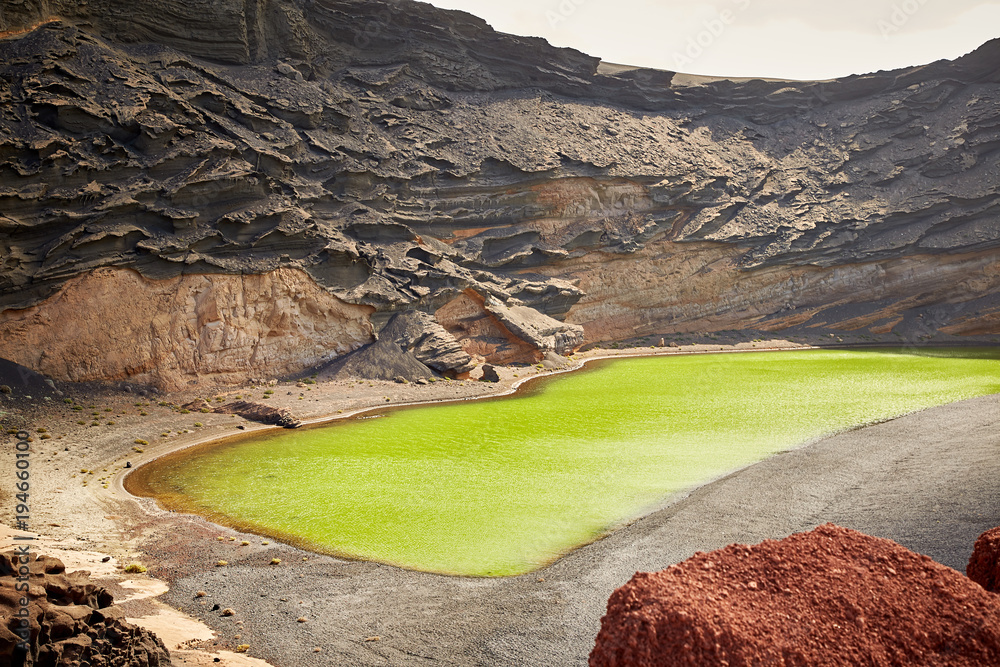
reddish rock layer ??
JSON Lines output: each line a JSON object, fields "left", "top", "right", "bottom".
{"left": 590, "top": 524, "right": 1000, "bottom": 667}
{"left": 968, "top": 526, "right": 1000, "bottom": 594}
{"left": 436, "top": 290, "right": 550, "bottom": 365}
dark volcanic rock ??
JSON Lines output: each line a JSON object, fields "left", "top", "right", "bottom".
{"left": 479, "top": 364, "right": 499, "bottom": 383}
{"left": 0, "top": 552, "right": 170, "bottom": 667}
{"left": 591, "top": 524, "right": 1000, "bottom": 667}
{"left": 0, "top": 0, "right": 998, "bottom": 387}
{"left": 0, "top": 358, "right": 62, "bottom": 399}
{"left": 322, "top": 310, "right": 473, "bottom": 380}
{"left": 322, "top": 336, "right": 436, "bottom": 382}
{"left": 214, "top": 400, "right": 301, "bottom": 428}
{"left": 968, "top": 526, "right": 1000, "bottom": 593}
{"left": 378, "top": 311, "right": 475, "bottom": 376}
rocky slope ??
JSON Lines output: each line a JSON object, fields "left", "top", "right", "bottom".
{"left": 0, "top": 0, "right": 998, "bottom": 387}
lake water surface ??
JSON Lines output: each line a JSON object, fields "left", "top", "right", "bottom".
{"left": 127, "top": 348, "right": 1000, "bottom": 576}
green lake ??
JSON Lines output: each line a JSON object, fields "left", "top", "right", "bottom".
{"left": 128, "top": 348, "right": 1000, "bottom": 576}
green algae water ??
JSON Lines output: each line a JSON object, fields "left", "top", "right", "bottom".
{"left": 129, "top": 348, "right": 1000, "bottom": 576}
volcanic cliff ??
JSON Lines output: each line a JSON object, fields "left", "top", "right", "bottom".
{"left": 1, "top": 0, "right": 998, "bottom": 389}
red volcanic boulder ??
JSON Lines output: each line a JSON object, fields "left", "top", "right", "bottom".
{"left": 591, "top": 524, "right": 1000, "bottom": 667}
{"left": 968, "top": 526, "right": 1000, "bottom": 593}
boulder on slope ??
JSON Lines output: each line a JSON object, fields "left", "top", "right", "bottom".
{"left": 214, "top": 401, "right": 302, "bottom": 428}
{"left": 324, "top": 310, "right": 476, "bottom": 381}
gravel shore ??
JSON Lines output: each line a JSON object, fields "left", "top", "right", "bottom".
{"left": 2, "top": 338, "right": 998, "bottom": 666}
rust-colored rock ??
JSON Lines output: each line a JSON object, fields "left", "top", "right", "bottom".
{"left": 968, "top": 526, "right": 1000, "bottom": 593}
{"left": 435, "top": 289, "right": 583, "bottom": 365}
{"left": 436, "top": 290, "right": 543, "bottom": 365}
{"left": 590, "top": 524, "right": 1000, "bottom": 667}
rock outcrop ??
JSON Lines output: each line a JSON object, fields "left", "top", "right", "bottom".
{"left": 0, "top": 552, "right": 170, "bottom": 667}
{"left": 0, "top": 267, "right": 374, "bottom": 391}
{"left": 590, "top": 524, "right": 1000, "bottom": 667}
{"left": 214, "top": 400, "right": 301, "bottom": 428}
{"left": 435, "top": 290, "right": 584, "bottom": 365}
{"left": 968, "top": 526, "right": 1000, "bottom": 593}
{"left": 0, "top": 0, "right": 998, "bottom": 386}
{"left": 378, "top": 310, "right": 475, "bottom": 376}
{"left": 323, "top": 310, "right": 474, "bottom": 380}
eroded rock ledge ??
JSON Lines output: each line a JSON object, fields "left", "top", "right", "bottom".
{"left": 0, "top": 0, "right": 998, "bottom": 387}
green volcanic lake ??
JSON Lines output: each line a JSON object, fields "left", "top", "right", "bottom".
{"left": 129, "top": 348, "right": 1000, "bottom": 576}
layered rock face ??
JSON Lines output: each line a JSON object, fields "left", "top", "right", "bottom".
{"left": 590, "top": 524, "right": 1000, "bottom": 667}
{"left": 0, "top": 267, "right": 373, "bottom": 390}
{"left": 0, "top": 0, "right": 998, "bottom": 385}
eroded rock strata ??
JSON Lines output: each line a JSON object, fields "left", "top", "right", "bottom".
{"left": 0, "top": 266, "right": 373, "bottom": 390}
{"left": 0, "top": 0, "right": 998, "bottom": 386}
{"left": 590, "top": 524, "right": 1000, "bottom": 667}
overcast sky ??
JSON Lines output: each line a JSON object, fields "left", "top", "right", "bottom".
{"left": 423, "top": 0, "right": 1000, "bottom": 80}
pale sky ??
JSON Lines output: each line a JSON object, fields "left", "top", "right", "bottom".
{"left": 423, "top": 0, "right": 1000, "bottom": 80}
